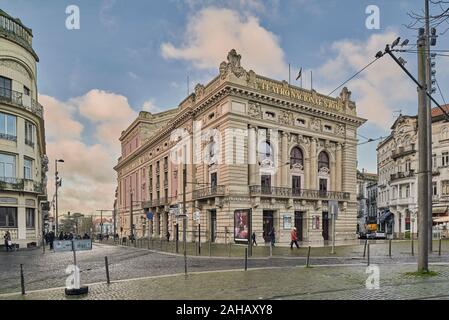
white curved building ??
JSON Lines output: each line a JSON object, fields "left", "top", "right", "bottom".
{"left": 0, "top": 10, "right": 47, "bottom": 248}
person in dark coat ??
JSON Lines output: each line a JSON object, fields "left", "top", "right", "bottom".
{"left": 4, "top": 231, "right": 12, "bottom": 252}
{"left": 251, "top": 232, "right": 257, "bottom": 246}
{"left": 48, "top": 231, "right": 55, "bottom": 250}
{"left": 166, "top": 231, "right": 170, "bottom": 242}
{"left": 59, "top": 231, "right": 64, "bottom": 240}
{"left": 268, "top": 227, "right": 275, "bottom": 247}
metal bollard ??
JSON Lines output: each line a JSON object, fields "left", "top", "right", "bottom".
{"left": 105, "top": 256, "right": 110, "bottom": 285}
{"left": 363, "top": 239, "right": 368, "bottom": 258}
{"left": 411, "top": 238, "right": 414, "bottom": 256}
{"left": 439, "top": 238, "right": 442, "bottom": 256}
{"left": 244, "top": 248, "right": 248, "bottom": 271}
{"left": 389, "top": 239, "right": 392, "bottom": 258}
{"left": 367, "top": 243, "right": 370, "bottom": 266}
{"left": 306, "top": 246, "right": 311, "bottom": 267}
{"left": 270, "top": 244, "right": 273, "bottom": 257}
{"left": 20, "top": 264, "right": 25, "bottom": 295}
{"left": 209, "top": 241, "right": 212, "bottom": 257}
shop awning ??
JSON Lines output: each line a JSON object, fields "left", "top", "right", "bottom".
{"left": 433, "top": 216, "right": 449, "bottom": 223}
{"left": 379, "top": 210, "right": 393, "bottom": 223}
{"left": 433, "top": 206, "right": 448, "bottom": 215}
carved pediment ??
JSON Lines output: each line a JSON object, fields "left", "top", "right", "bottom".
{"left": 318, "top": 166, "right": 330, "bottom": 176}
{"left": 219, "top": 49, "right": 248, "bottom": 80}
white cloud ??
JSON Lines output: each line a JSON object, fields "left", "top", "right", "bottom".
{"left": 315, "top": 30, "right": 416, "bottom": 128}
{"left": 142, "top": 99, "right": 161, "bottom": 113}
{"left": 161, "top": 7, "right": 288, "bottom": 79}
{"left": 40, "top": 90, "right": 140, "bottom": 216}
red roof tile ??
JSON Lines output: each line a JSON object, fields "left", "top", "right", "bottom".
{"left": 432, "top": 104, "right": 449, "bottom": 118}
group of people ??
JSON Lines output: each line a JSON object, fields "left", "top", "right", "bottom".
{"left": 42, "top": 231, "right": 91, "bottom": 250}
{"left": 251, "top": 227, "right": 300, "bottom": 249}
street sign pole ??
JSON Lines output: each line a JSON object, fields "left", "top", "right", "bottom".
{"left": 329, "top": 201, "right": 338, "bottom": 255}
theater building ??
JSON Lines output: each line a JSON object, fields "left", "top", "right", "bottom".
{"left": 0, "top": 10, "right": 48, "bottom": 248}
{"left": 114, "top": 49, "right": 366, "bottom": 246}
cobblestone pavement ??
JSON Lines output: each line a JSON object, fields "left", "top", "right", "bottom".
{"left": 2, "top": 263, "right": 449, "bottom": 300}
{"left": 1, "top": 242, "right": 449, "bottom": 299}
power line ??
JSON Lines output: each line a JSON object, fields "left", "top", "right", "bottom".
{"left": 327, "top": 58, "right": 380, "bottom": 96}
{"left": 435, "top": 78, "right": 448, "bottom": 106}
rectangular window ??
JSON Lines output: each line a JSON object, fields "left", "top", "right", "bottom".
{"left": 433, "top": 181, "right": 438, "bottom": 196}
{"left": 0, "top": 153, "right": 16, "bottom": 179}
{"left": 443, "top": 152, "right": 449, "bottom": 167}
{"left": 296, "top": 118, "right": 306, "bottom": 126}
{"left": 23, "top": 86, "right": 30, "bottom": 96}
{"left": 0, "top": 112, "right": 17, "bottom": 138}
{"left": 319, "top": 178, "right": 328, "bottom": 193}
{"left": 24, "top": 158, "right": 32, "bottom": 180}
{"left": 433, "top": 154, "right": 437, "bottom": 169}
{"left": 0, "top": 207, "right": 17, "bottom": 227}
{"left": 0, "top": 76, "right": 12, "bottom": 99}
{"left": 261, "top": 175, "right": 271, "bottom": 194}
{"left": 324, "top": 125, "right": 332, "bottom": 132}
{"left": 405, "top": 160, "right": 411, "bottom": 172}
{"left": 26, "top": 208, "right": 35, "bottom": 228}
{"left": 442, "top": 181, "right": 449, "bottom": 196}
{"left": 25, "top": 121, "right": 35, "bottom": 147}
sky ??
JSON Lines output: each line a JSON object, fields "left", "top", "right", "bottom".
{"left": 0, "top": 0, "right": 448, "bottom": 216}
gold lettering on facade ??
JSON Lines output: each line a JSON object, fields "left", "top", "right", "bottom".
{"left": 256, "top": 79, "right": 342, "bottom": 113}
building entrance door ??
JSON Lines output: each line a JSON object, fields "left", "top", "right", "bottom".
{"left": 294, "top": 211, "right": 304, "bottom": 241}
{"left": 263, "top": 211, "right": 274, "bottom": 242}
{"left": 322, "top": 211, "right": 329, "bottom": 241}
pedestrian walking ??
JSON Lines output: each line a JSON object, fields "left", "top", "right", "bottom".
{"left": 48, "top": 231, "right": 55, "bottom": 250}
{"left": 251, "top": 232, "right": 257, "bottom": 246}
{"left": 59, "top": 231, "right": 64, "bottom": 240}
{"left": 166, "top": 231, "right": 170, "bottom": 242}
{"left": 4, "top": 231, "right": 12, "bottom": 252}
{"left": 268, "top": 227, "right": 275, "bottom": 247}
{"left": 290, "top": 227, "right": 300, "bottom": 249}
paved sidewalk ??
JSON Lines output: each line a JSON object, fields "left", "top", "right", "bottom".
{"left": 2, "top": 263, "right": 449, "bottom": 300}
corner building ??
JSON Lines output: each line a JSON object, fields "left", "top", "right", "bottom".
{"left": 0, "top": 10, "right": 47, "bottom": 247}
{"left": 115, "top": 50, "right": 366, "bottom": 246}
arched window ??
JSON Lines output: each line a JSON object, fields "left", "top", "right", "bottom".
{"left": 258, "top": 141, "right": 273, "bottom": 162}
{"left": 318, "top": 151, "right": 329, "bottom": 170}
{"left": 290, "top": 147, "right": 303, "bottom": 167}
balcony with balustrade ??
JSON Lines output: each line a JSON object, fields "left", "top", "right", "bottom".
{"left": 391, "top": 144, "right": 416, "bottom": 160}
{"left": 193, "top": 185, "right": 225, "bottom": 200}
{"left": 249, "top": 186, "right": 350, "bottom": 200}
{"left": 390, "top": 170, "right": 415, "bottom": 182}
{"left": 0, "top": 89, "right": 43, "bottom": 118}
{"left": 0, "top": 177, "right": 44, "bottom": 194}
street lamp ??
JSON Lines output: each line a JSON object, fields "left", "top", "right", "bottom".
{"left": 55, "top": 159, "right": 65, "bottom": 235}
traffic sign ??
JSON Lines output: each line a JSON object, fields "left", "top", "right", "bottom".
{"left": 193, "top": 211, "right": 200, "bottom": 222}
{"left": 146, "top": 211, "right": 153, "bottom": 220}
{"left": 54, "top": 240, "right": 92, "bottom": 252}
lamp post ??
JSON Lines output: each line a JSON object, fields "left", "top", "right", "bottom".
{"left": 55, "top": 159, "right": 64, "bottom": 235}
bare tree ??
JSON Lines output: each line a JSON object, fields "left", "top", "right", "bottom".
{"left": 406, "top": 0, "right": 449, "bottom": 34}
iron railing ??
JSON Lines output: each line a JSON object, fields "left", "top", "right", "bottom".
{"left": 193, "top": 185, "right": 225, "bottom": 199}
{"left": 249, "top": 185, "right": 350, "bottom": 200}
{"left": 0, "top": 89, "right": 43, "bottom": 118}
{"left": 0, "top": 177, "right": 43, "bottom": 193}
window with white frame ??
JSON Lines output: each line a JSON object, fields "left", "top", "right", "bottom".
{"left": 0, "top": 153, "right": 16, "bottom": 180}
{"left": 433, "top": 181, "right": 438, "bottom": 196}
{"left": 25, "top": 121, "right": 35, "bottom": 147}
{"left": 0, "top": 112, "right": 16, "bottom": 139}
{"left": 26, "top": 208, "right": 35, "bottom": 228}
{"left": 443, "top": 152, "right": 449, "bottom": 167}
{"left": 442, "top": 180, "right": 449, "bottom": 196}
{"left": 442, "top": 127, "right": 449, "bottom": 140}
{"left": 24, "top": 158, "right": 32, "bottom": 180}
{"left": 433, "top": 154, "right": 437, "bottom": 169}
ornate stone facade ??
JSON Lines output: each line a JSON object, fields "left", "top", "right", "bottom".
{"left": 115, "top": 49, "right": 366, "bottom": 246}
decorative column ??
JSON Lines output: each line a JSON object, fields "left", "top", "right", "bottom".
{"left": 331, "top": 156, "right": 336, "bottom": 191}
{"left": 336, "top": 143, "right": 342, "bottom": 192}
{"left": 281, "top": 132, "right": 289, "bottom": 187}
{"left": 310, "top": 138, "right": 317, "bottom": 190}
{"left": 248, "top": 125, "right": 258, "bottom": 186}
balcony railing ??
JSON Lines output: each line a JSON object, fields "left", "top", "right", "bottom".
{"left": 390, "top": 170, "right": 415, "bottom": 182}
{"left": 249, "top": 186, "right": 350, "bottom": 200}
{"left": 0, "top": 89, "right": 43, "bottom": 118}
{"left": 391, "top": 144, "right": 416, "bottom": 160}
{"left": 0, "top": 177, "right": 44, "bottom": 193}
{"left": 0, "top": 133, "right": 17, "bottom": 142}
{"left": 193, "top": 185, "right": 225, "bottom": 199}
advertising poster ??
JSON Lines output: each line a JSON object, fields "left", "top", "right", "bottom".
{"left": 234, "top": 209, "right": 250, "bottom": 242}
